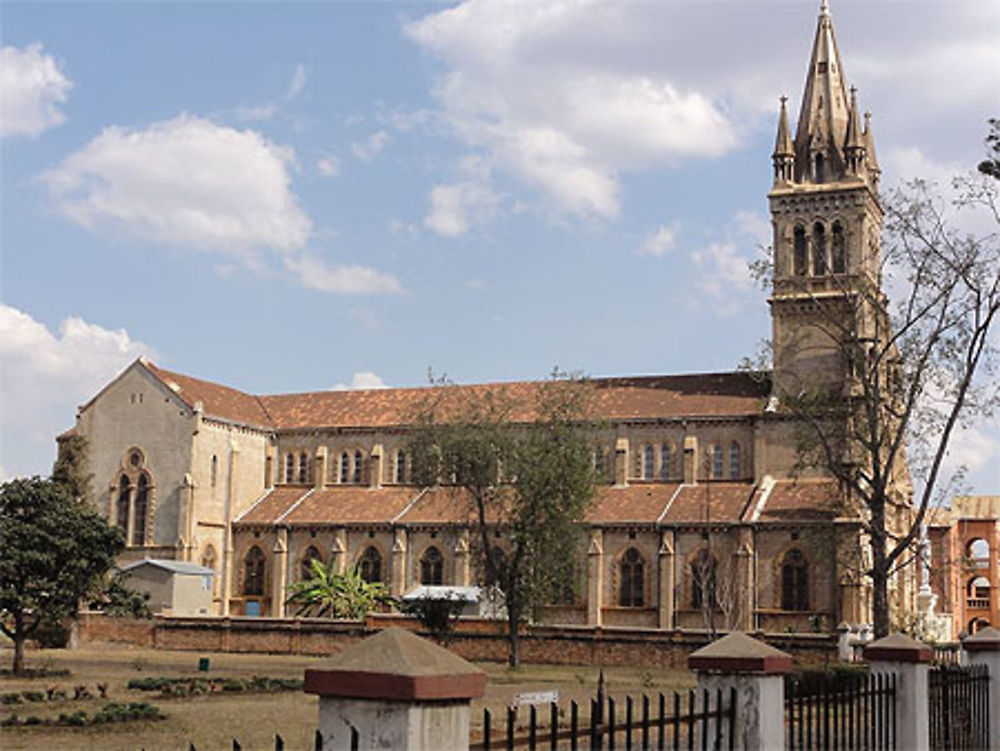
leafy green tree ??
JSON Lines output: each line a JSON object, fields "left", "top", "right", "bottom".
{"left": 51, "top": 434, "right": 92, "bottom": 503}
{"left": 0, "top": 477, "right": 124, "bottom": 674}
{"left": 88, "top": 571, "right": 153, "bottom": 620}
{"left": 409, "top": 372, "right": 596, "bottom": 667}
{"left": 284, "top": 560, "right": 391, "bottom": 619}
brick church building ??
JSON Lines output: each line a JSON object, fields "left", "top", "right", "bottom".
{"left": 63, "top": 2, "right": 930, "bottom": 637}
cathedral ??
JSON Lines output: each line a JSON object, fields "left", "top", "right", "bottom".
{"left": 63, "top": 3, "right": 920, "bottom": 636}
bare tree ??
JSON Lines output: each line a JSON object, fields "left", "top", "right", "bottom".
{"left": 759, "top": 156, "right": 999, "bottom": 637}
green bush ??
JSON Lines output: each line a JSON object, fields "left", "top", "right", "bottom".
{"left": 32, "top": 619, "right": 72, "bottom": 648}
{"left": 22, "top": 691, "right": 45, "bottom": 702}
{"left": 1, "top": 692, "right": 23, "bottom": 705}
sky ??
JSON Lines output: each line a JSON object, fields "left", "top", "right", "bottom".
{"left": 2, "top": 0, "right": 998, "bottom": 496}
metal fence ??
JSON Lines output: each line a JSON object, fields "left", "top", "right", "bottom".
{"left": 785, "top": 672, "right": 897, "bottom": 750}
{"left": 470, "top": 687, "right": 736, "bottom": 751}
{"left": 928, "top": 663, "right": 990, "bottom": 751}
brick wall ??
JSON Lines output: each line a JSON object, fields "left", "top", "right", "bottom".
{"left": 75, "top": 611, "right": 836, "bottom": 666}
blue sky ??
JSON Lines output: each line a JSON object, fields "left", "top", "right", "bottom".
{"left": 2, "top": 0, "right": 998, "bottom": 496}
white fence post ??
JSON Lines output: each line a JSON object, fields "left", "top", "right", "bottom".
{"left": 688, "top": 632, "right": 792, "bottom": 751}
{"left": 304, "top": 627, "right": 485, "bottom": 751}
{"left": 864, "top": 633, "right": 932, "bottom": 751}
{"left": 963, "top": 625, "right": 1000, "bottom": 751}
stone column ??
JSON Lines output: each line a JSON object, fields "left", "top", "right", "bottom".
{"left": 683, "top": 436, "right": 699, "bottom": 484}
{"left": 454, "top": 530, "right": 471, "bottom": 587}
{"left": 272, "top": 527, "right": 289, "bottom": 618}
{"left": 306, "top": 628, "right": 485, "bottom": 751}
{"left": 658, "top": 532, "right": 675, "bottom": 630}
{"left": 391, "top": 528, "right": 408, "bottom": 597}
{"left": 734, "top": 529, "right": 754, "bottom": 631}
{"left": 330, "top": 528, "right": 347, "bottom": 575}
{"left": 864, "top": 633, "right": 932, "bottom": 751}
{"left": 963, "top": 626, "right": 1000, "bottom": 751}
{"left": 587, "top": 529, "right": 604, "bottom": 626}
{"left": 613, "top": 438, "right": 629, "bottom": 486}
{"left": 370, "top": 444, "right": 383, "bottom": 489}
{"left": 314, "top": 446, "right": 327, "bottom": 489}
{"left": 688, "top": 632, "right": 792, "bottom": 751}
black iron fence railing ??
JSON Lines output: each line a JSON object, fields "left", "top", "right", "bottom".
{"left": 470, "top": 687, "right": 736, "bottom": 751}
{"left": 785, "top": 672, "right": 896, "bottom": 750}
{"left": 928, "top": 663, "right": 990, "bottom": 751}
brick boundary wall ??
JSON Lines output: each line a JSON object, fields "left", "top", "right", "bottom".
{"left": 74, "top": 611, "right": 836, "bottom": 667}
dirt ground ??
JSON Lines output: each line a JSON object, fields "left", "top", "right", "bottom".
{"left": 0, "top": 642, "right": 694, "bottom": 750}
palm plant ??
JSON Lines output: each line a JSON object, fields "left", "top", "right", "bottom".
{"left": 284, "top": 559, "right": 391, "bottom": 619}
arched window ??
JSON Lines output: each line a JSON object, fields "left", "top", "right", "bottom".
{"left": 728, "top": 442, "right": 741, "bottom": 479}
{"left": 812, "top": 222, "right": 826, "bottom": 275}
{"left": 395, "top": 450, "right": 406, "bottom": 483}
{"left": 298, "top": 452, "right": 309, "bottom": 484}
{"left": 285, "top": 453, "right": 295, "bottom": 483}
{"left": 353, "top": 450, "right": 364, "bottom": 484}
{"left": 301, "top": 545, "right": 323, "bottom": 580}
{"left": 969, "top": 618, "right": 990, "bottom": 635}
{"left": 244, "top": 546, "right": 265, "bottom": 596}
{"left": 659, "top": 445, "right": 671, "bottom": 480}
{"left": 781, "top": 549, "right": 809, "bottom": 611}
{"left": 619, "top": 548, "right": 645, "bottom": 607}
{"left": 711, "top": 445, "right": 724, "bottom": 479}
{"left": 832, "top": 222, "right": 846, "bottom": 273}
{"left": 968, "top": 538, "right": 990, "bottom": 568}
{"left": 359, "top": 546, "right": 382, "bottom": 584}
{"left": 340, "top": 452, "right": 350, "bottom": 484}
{"left": 691, "top": 550, "right": 717, "bottom": 609}
{"left": 967, "top": 576, "right": 990, "bottom": 609}
{"left": 814, "top": 153, "right": 825, "bottom": 184}
{"left": 420, "top": 546, "right": 444, "bottom": 586}
{"left": 642, "top": 445, "right": 655, "bottom": 480}
{"left": 793, "top": 226, "right": 807, "bottom": 276}
{"left": 132, "top": 474, "right": 149, "bottom": 546}
{"left": 211, "top": 455, "right": 218, "bottom": 488}
{"left": 116, "top": 475, "right": 130, "bottom": 532}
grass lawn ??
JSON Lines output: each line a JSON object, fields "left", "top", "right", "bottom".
{"left": 1, "top": 642, "right": 694, "bottom": 750}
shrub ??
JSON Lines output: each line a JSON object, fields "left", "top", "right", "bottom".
{"left": 1, "top": 692, "right": 23, "bottom": 705}
{"left": 22, "top": 691, "right": 45, "bottom": 702}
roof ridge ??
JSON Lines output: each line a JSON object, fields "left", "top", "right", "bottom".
{"left": 275, "top": 487, "right": 315, "bottom": 524}
{"left": 656, "top": 483, "right": 686, "bottom": 524}
{"left": 234, "top": 487, "right": 277, "bottom": 523}
{"left": 393, "top": 486, "right": 432, "bottom": 524}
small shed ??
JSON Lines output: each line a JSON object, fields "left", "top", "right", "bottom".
{"left": 400, "top": 585, "right": 505, "bottom": 619}
{"left": 120, "top": 559, "right": 215, "bottom": 616}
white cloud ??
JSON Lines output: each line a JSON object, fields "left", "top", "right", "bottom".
{"left": 351, "top": 130, "right": 390, "bottom": 161}
{"left": 1, "top": 43, "right": 73, "bottom": 138}
{"left": 286, "top": 63, "right": 306, "bottom": 100}
{"left": 286, "top": 254, "right": 403, "bottom": 295}
{"left": 41, "top": 114, "right": 312, "bottom": 258}
{"left": 405, "top": 1, "right": 739, "bottom": 220}
{"left": 425, "top": 180, "right": 500, "bottom": 236}
{"left": 638, "top": 221, "right": 680, "bottom": 257}
{"left": 0, "top": 305, "right": 156, "bottom": 479}
{"left": 316, "top": 155, "right": 340, "bottom": 177}
{"left": 330, "top": 372, "right": 388, "bottom": 391}
{"left": 685, "top": 209, "right": 768, "bottom": 314}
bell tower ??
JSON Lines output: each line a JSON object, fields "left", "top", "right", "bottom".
{"left": 768, "top": 0, "right": 883, "bottom": 397}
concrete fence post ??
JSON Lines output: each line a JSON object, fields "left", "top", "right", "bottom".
{"left": 962, "top": 625, "right": 1000, "bottom": 751}
{"left": 863, "top": 633, "right": 932, "bottom": 751}
{"left": 688, "top": 632, "right": 793, "bottom": 751}
{"left": 304, "top": 627, "right": 485, "bottom": 751}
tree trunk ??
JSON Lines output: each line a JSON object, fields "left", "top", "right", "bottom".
{"left": 506, "top": 598, "right": 520, "bottom": 668}
{"left": 870, "top": 505, "right": 891, "bottom": 638}
{"left": 13, "top": 634, "right": 25, "bottom": 675}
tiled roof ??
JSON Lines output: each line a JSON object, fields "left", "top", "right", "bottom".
{"left": 663, "top": 483, "right": 756, "bottom": 523}
{"left": 283, "top": 486, "right": 418, "bottom": 525}
{"left": 138, "top": 359, "right": 767, "bottom": 430}
{"left": 146, "top": 362, "right": 273, "bottom": 428}
{"left": 235, "top": 487, "right": 311, "bottom": 525}
{"left": 584, "top": 484, "right": 680, "bottom": 523}
{"left": 758, "top": 479, "right": 841, "bottom": 519}
{"left": 396, "top": 486, "right": 484, "bottom": 524}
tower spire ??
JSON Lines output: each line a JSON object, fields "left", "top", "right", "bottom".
{"left": 794, "top": 0, "right": 851, "bottom": 182}
{"left": 844, "top": 86, "right": 865, "bottom": 175}
{"left": 772, "top": 96, "right": 795, "bottom": 184}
